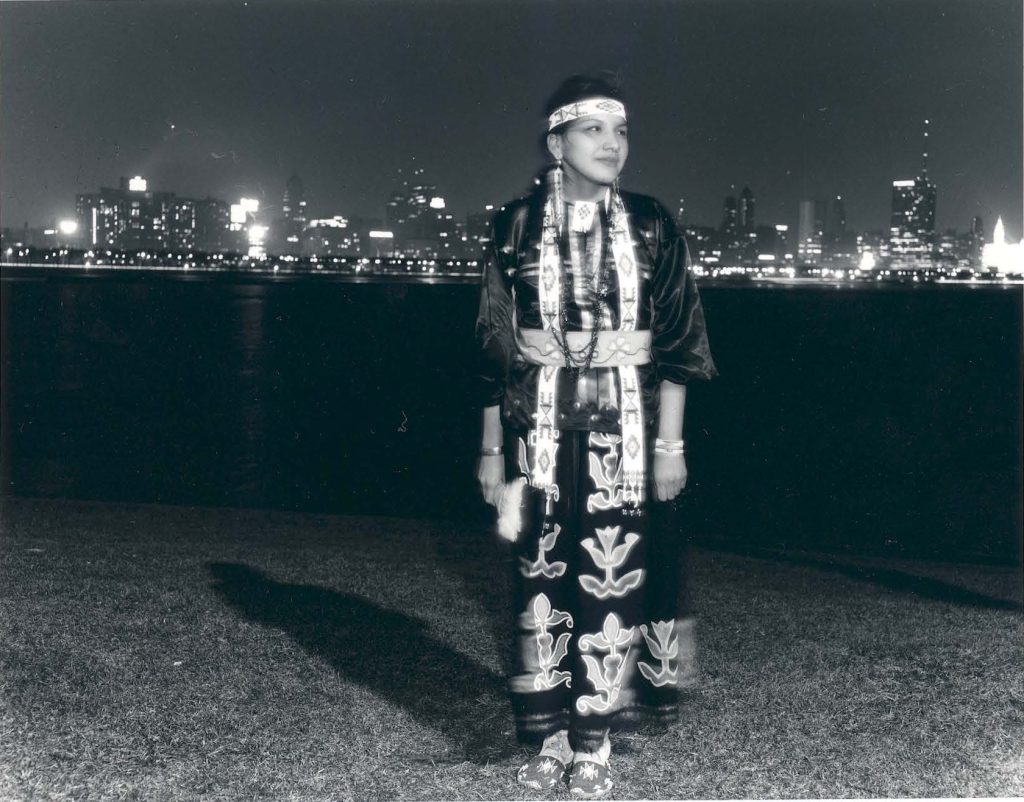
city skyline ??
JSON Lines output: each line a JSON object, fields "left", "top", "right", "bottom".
{"left": 10, "top": 158, "right": 1019, "bottom": 278}
{"left": 8, "top": 102, "right": 1020, "bottom": 276}
{"left": 1, "top": 0, "right": 1022, "bottom": 239}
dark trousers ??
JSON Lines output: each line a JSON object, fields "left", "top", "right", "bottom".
{"left": 505, "top": 428, "right": 695, "bottom": 753}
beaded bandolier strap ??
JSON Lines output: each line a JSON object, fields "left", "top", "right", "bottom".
{"left": 530, "top": 189, "right": 646, "bottom": 514}
{"left": 531, "top": 196, "right": 564, "bottom": 516}
{"left": 607, "top": 191, "right": 646, "bottom": 512}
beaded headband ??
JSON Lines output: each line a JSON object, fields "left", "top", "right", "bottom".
{"left": 547, "top": 97, "right": 627, "bottom": 131}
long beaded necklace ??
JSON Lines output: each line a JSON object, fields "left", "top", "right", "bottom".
{"left": 550, "top": 208, "right": 612, "bottom": 374}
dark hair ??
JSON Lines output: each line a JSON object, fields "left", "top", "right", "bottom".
{"left": 543, "top": 72, "right": 626, "bottom": 133}
{"left": 536, "top": 72, "right": 627, "bottom": 171}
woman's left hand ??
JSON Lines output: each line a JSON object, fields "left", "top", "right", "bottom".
{"left": 652, "top": 452, "right": 687, "bottom": 501}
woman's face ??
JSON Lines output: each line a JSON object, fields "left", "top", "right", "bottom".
{"left": 548, "top": 112, "right": 629, "bottom": 191}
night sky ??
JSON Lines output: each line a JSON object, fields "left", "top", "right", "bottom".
{"left": 2, "top": 0, "right": 1021, "bottom": 238}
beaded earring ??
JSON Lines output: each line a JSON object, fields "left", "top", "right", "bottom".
{"left": 550, "top": 158, "right": 564, "bottom": 234}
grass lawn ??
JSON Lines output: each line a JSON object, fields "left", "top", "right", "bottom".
{"left": 1, "top": 496, "right": 1022, "bottom": 801}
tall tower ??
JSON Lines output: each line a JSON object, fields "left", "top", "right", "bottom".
{"left": 279, "top": 174, "right": 308, "bottom": 254}
{"left": 826, "top": 195, "right": 846, "bottom": 242}
{"left": 797, "top": 200, "right": 825, "bottom": 262}
{"left": 720, "top": 195, "right": 738, "bottom": 239}
{"left": 970, "top": 215, "right": 985, "bottom": 267}
{"left": 889, "top": 120, "right": 937, "bottom": 262}
{"left": 738, "top": 187, "right": 755, "bottom": 233}
{"left": 282, "top": 175, "right": 307, "bottom": 229}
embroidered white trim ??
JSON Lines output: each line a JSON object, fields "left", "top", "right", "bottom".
{"left": 520, "top": 523, "right": 568, "bottom": 579}
{"left": 579, "top": 524, "right": 644, "bottom": 600}
{"left": 637, "top": 620, "right": 679, "bottom": 687}
{"left": 586, "top": 432, "right": 623, "bottom": 513}
{"left": 522, "top": 593, "right": 574, "bottom": 691}
{"left": 548, "top": 97, "right": 627, "bottom": 131}
{"left": 576, "top": 613, "right": 635, "bottom": 714}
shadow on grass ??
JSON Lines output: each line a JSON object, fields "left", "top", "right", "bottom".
{"left": 431, "top": 519, "right": 516, "bottom": 679}
{"left": 703, "top": 543, "right": 1022, "bottom": 611}
{"left": 208, "top": 562, "right": 516, "bottom": 763}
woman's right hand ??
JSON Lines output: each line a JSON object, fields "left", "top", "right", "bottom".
{"left": 477, "top": 454, "right": 505, "bottom": 507}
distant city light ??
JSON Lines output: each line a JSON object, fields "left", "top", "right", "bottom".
{"left": 10, "top": 127, "right": 1020, "bottom": 285}
{"left": 310, "top": 216, "right": 348, "bottom": 228}
{"left": 983, "top": 218, "right": 1024, "bottom": 274}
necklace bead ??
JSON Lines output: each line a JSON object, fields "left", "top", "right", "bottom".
{"left": 551, "top": 222, "right": 611, "bottom": 373}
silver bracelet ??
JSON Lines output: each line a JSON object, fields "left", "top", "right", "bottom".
{"left": 480, "top": 446, "right": 503, "bottom": 456}
{"left": 654, "top": 438, "right": 685, "bottom": 453}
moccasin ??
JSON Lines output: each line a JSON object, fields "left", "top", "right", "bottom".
{"left": 516, "top": 753, "right": 570, "bottom": 790}
{"left": 568, "top": 758, "right": 613, "bottom": 799}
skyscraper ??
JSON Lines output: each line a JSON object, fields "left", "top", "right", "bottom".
{"left": 195, "top": 197, "right": 231, "bottom": 253}
{"left": 825, "top": 195, "right": 846, "bottom": 243}
{"left": 970, "top": 215, "right": 985, "bottom": 267}
{"left": 797, "top": 200, "right": 825, "bottom": 262}
{"left": 385, "top": 167, "right": 455, "bottom": 257}
{"left": 76, "top": 176, "right": 196, "bottom": 251}
{"left": 720, "top": 195, "right": 738, "bottom": 239}
{"left": 889, "top": 120, "right": 937, "bottom": 262}
{"left": 278, "top": 174, "right": 308, "bottom": 254}
{"left": 738, "top": 187, "right": 755, "bottom": 233}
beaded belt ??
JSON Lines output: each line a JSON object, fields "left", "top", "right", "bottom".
{"left": 516, "top": 328, "right": 652, "bottom": 367}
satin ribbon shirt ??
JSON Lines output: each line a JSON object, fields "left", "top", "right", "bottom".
{"left": 475, "top": 190, "right": 717, "bottom": 433}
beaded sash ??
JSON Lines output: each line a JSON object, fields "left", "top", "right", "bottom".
{"left": 516, "top": 328, "right": 651, "bottom": 367}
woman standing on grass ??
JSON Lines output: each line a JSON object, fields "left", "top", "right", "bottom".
{"left": 475, "top": 74, "right": 717, "bottom": 798}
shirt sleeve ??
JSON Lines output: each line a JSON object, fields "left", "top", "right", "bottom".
{"left": 474, "top": 211, "right": 516, "bottom": 408}
{"left": 648, "top": 202, "right": 718, "bottom": 384}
